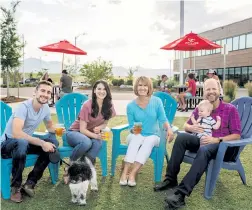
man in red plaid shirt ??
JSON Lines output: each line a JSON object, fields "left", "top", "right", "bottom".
{"left": 154, "top": 78, "right": 241, "bottom": 209}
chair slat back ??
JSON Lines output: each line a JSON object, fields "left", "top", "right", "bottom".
{"left": 0, "top": 101, "right": 12, "bottom": 135}
{"left": 153, "top": 92, "right": 177, "bottom": 124}
{"left": 231, "top": 97, "right": 252, "bottom": 139}
{"left": 55, "top": 93, "right": 89, "bottom": 130}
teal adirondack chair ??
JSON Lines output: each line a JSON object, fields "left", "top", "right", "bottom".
{"left": 0, "top": 101, "right": 57, "bottom": 200}
{"left": 111, "top": 92, "right": 177, "bottom": 182}
{"left": 183, "top": 97, "right": 252, "bottom": 199}
{"left": 51, "top": 93, "right": 108, "bottom": 181}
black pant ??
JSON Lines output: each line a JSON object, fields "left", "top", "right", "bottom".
{"left": 1, "top": 133, "right": 58, "bottom": 188}
{"left": 165, "top": 133, "right": 238, "bottom": 196}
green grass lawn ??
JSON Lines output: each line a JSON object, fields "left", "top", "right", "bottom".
{"left": 2, "top": 116, "right": 252, "bottom": 210}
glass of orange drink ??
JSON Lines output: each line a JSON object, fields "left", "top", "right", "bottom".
{"left": 55, "top": 124, "right": 64, "bottom": 137}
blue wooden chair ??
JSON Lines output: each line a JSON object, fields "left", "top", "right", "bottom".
{"left": 0, "top": 101, "right": 57, "bottom": 200}
{"left": 111, "top": 92, "right": 177, "bottom": 182}
{"left": 183, "top": 97, "right": 252, "bottom": 199}
{"left": 53, "top": 93, "right": 108, "bottom": 180}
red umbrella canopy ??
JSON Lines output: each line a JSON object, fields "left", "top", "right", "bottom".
{"left": 39, "top": 40, "right": 87, "bottom": 55}
{"left": 161, "top": 32, "right": 222, "bottom": 51}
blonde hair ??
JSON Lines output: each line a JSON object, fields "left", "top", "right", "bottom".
{"left": 133, "top": 76, "right": 153, "bottom": 97}
{"left": 198, "top": 100, "right": 213, "bottom": 112}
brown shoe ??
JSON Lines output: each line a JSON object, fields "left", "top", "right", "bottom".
{"left": 11, "top": 187, "right": 22, "bottom": 203}
{"left": 22, "top": 183, "right": 35, "bottom": 197}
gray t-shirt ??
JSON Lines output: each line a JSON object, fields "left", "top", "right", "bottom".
{"left": 60, "top": 74, "right": 73, "bottom": 93}
{"left": 1, "top": 99, "right": 51, "bottom": 143}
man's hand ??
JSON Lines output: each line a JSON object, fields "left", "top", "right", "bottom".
{"left": 189, "top": 124, "right": 204, "bottom": 134}
{"left": 41, "top": 141, "right": 56, "bottom": 152}
{"left": 166, "top": 129, "right": 174, "bottom": 143}
{"left": 200, "top": 136, "right": 219, "bottom": 146}
{"left": 93, "top": 127, "right": 101, "bottom": 134}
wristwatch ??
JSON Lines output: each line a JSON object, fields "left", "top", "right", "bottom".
{"left": 218, "top": 138, "right": 223, "bottom": 143}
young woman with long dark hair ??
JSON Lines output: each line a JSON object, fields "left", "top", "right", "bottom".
{"left": 64, "top": 80, "right": 116, "bottom": 183}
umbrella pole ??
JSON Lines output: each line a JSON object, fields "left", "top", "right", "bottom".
{"left": 62, "top": 53, "right": 65, "bottom": 71}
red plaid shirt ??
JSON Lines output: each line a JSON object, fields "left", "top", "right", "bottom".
{"left": 187, "top": 100, "right": 241, "bottom": 138}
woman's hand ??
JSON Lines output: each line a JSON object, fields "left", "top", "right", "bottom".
{"left": 166, "top": 129, "right": 174, "bottom": 143}
{"left": 95, "top": 133, "right": 103, "bottom": 140}
{"left": 93, "top": 126, "right": 101, "bottom": 134}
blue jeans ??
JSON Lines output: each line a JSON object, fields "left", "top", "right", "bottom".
{"left": 66, "top": 130, "right": 102, "bottom": 161}
{"left": 164, "top": 132, "right": 238, "bottom": 196}
{"left": 1, "top": 133, "right": 58, "bottom": 188}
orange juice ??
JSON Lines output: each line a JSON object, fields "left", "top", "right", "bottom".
{"left": 134, "top": 122, "right": 142, "bottom": 134}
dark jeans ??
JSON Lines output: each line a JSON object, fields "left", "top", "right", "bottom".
{"left": 165, "top": 132, "right": 238, "bottom": 196}
{"left": 1, "top": 133, "right": 58, "bottom": 188}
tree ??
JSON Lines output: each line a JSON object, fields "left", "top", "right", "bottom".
{"left": 29, "top": 71, "right": 33, "bottom": 79}
{"left": 1, "top": 0, "right": 23, "bottom": 97}
{"left": 127, "top": 66, "right": 138, "bottom": 80}
{"left": 79, "top": 57, "right": 113, "bottom": 86}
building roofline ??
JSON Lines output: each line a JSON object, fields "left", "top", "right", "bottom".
{"left": 198, "top": 17, "right": 252, "bottom": 35}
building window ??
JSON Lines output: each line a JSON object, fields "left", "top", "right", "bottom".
{"left": 227, "top": 38, "right": 233, "bottom": 51}
{"left": 239, "top": 34, "right": 246, "bottom": 49}
{"left": 241, "top": 67, "right": 248, "bottom": 87}
{"left": 249, "top": 66, "right": 252, "bottom": 81}
{"left": 233, "top": 36, "right": 239, "bottom": 51}
{"left": 202, "top": 50, "right": 206, "bottom": 56}
{"left": 216, "top": 40, "right": 221, "bottom": 53}
{"left": 228, "top": 68, "right": 234, "bottom": 81}
{"left": 246, "top": 33, "right": 252, "bottom": 48}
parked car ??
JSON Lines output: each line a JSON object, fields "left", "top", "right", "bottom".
{"left": 72, "top": 82, "right": 79, "bottom": 87}
{"left": 78, "top": 82, "right": 91, "bottom": 87}
{"left": 19, "top": 78, "right": 39, "bottom": 85}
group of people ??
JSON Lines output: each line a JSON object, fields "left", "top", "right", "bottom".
{"left": 1, "top": 75, "right": 240, "bottom": 209}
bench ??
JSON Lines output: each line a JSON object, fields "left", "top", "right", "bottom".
{"left": 186, "top": 95, "right": 224, "bottom": 110}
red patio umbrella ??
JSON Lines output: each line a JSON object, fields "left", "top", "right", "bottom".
{"left": 161, "top": 32, "right": 221, "bottom": 51}
{"left": 39, "top": 40, "right": 87, "bottom": 70}
{"left": 160, "top": 32, "right": 222, "bottom": 71}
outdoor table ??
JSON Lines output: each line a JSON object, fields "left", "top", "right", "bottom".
{"left": 172, "top": 84, "right": 204, "bottom": 97}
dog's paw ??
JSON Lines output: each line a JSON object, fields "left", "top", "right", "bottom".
{"left": 91, "top": 185, "right": 98, "bottom": 191}
{"left": 71, "top": 199, "right": 78, "bottom": 204}
{"left": 78, "top": 200, "right": 86, "bottom": 206}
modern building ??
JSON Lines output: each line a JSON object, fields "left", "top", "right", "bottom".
{"left": 173, "top": 17, "right": 252, "bottom": 87}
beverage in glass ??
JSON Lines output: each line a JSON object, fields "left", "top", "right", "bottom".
{"left": 134, "top": 122, "right": 142, "bottom": 134}
{"left": 101, "top": 128, "right": 111, "bottom": 141}
{"left": 55, "top": 124, "right": 64, "bottom": 137}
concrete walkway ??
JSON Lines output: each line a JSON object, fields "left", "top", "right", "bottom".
{"left": 2, "top": 96, "right": 192, "bottom": 118}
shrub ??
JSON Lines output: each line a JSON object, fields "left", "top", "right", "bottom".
{"left": 244, "top": 82, "right": 252, "bottom": 97}
{"left": 152, "top": 79, "right": 159, "bottom": 88}
{"left": 224, "top": 80, "right": 237, "bottom": 101}
{"left": 126, "top": 79, "right": 133, "bottom": 85}
{"left": 118, "top": 79, "right": 124, "bottom": 86}
{"left": 166, "top": 79, "right": 179, "bottom": 88}
{"left": 223, "top": 95, "right": 231, "bottom": 103}
{"left": 112, "top": 79, "right": 119, "bottom": 86}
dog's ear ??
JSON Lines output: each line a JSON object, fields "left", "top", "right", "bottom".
{"left": 81, "top": 164, "right": 92, "bottom": 181}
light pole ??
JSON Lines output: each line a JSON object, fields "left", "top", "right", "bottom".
{"left": 74, "top": 33, "right": 87, "bottom": 73}
{"left": 179, "top": 0, "right": 184, "bottom": 85}
{"left": 22, "top": 34, "right": 25, "bottom": 84}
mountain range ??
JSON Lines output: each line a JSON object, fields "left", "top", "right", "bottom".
{"left": 19, "top": 57, "right": 173, "bottom": 78}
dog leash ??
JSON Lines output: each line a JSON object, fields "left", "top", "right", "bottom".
{"left": 60, "top": 159, "right": 70, "bottom": 166}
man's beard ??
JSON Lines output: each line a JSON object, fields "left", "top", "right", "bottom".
{"left": 206, "top": 93, "right": 219, "bottom": 103}
{"left": 36, "top": 96, "right": 48, "bottom": 104}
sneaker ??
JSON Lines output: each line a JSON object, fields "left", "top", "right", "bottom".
{"left": 11, "top": 187, "right": 22, "bottom": 203}
{"left": 22, "top": 182, "right": 35, "bottom": 197}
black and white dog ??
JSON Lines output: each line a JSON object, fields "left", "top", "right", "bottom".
{"left": 67, "top": 156, "right": 98, "bottom": 205}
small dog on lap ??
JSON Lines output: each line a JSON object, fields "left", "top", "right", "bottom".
{"left": 68, "top": 156, "right": 98, "bottom": 205}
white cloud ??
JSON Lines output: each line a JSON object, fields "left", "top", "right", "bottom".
{"left": 1, "top": 0, "right": 250, "bottom": 69}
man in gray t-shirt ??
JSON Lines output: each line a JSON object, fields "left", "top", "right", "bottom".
{"left": 59, "top": 69, "right": 72, "bottom": 98}
{"left": 1, "top": 81, "right": 61, "bottom": 203}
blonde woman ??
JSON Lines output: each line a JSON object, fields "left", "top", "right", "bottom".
{"left": 119, "top": 76, "right": 174, "bottom": 187}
